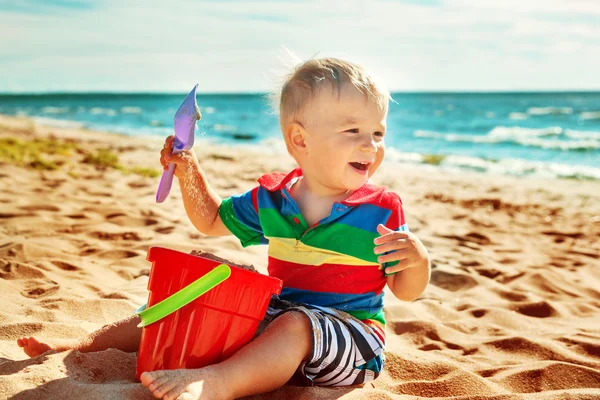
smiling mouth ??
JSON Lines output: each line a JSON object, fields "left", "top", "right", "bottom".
{"left": 349, "top": 162, "right": 370, "bottom": 171}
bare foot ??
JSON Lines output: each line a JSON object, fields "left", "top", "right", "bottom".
{"left": 16, "top": 336, "right": 78, "bottom": 357}
{"left": 140, "top": 367, "right": 230, "bottom": 400}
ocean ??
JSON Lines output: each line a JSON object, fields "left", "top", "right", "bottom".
{"left": 1, "top": 92, "right": 599, "bottom": 180}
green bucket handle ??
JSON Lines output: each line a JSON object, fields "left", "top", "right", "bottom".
{"left": 136, "top": 264, "right": 231, "bottom": 328}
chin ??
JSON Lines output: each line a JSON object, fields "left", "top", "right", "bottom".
{"left": 346, "top": 178, "right": 369, "bottom": 190}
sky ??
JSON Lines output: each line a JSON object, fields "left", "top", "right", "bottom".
{"left": 1, "top": 0, "right": 599, "bottom": 93}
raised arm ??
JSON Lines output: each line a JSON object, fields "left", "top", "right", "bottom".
{"left": 160, "top": 135, "right": 231, "bottom": 237}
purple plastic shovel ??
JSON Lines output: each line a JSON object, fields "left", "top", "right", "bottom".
{"left": 156, "top": 84, "right": 202, "bottom": 203}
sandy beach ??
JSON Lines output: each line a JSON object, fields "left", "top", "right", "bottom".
{"left": 0, "top": 113, "right": 599, "bottom": 399}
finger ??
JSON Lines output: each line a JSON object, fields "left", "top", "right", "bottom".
{"left": 165, "top": 152, "right": 187, "bottom": 165}
{"left": 374, "top": 231, "right": 410, "bottom": 244}
{"left": 376, "top": 224, "right": 394, "bottom": 236}
{"left": 376, "top": 250, "right": 409, "bottom": 264}
{"left": 374, "top": 241, "right": 410, "bottom": 255}
{"left": 160, "top": 149, "right": 171, "bottom": 163}
{"left": 163, "top": 136, "right": 174, "bottom": 149}
{"left": 160, "top": 155, "right": 168, "bottom": 167}
{"left": 384, "top": 262, "right": 413, "bottom": 275}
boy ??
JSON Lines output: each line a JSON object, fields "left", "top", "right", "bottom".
{"left": 18, "top": 58, "right": 431, "bottom": 400}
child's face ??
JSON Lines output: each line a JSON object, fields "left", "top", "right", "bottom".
{"left": 299, "top": 83, "right": 387, "bottom": 194}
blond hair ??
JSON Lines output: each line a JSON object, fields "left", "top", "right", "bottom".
{"left": 269, "top": 57, "right": 391, "bottom": 149}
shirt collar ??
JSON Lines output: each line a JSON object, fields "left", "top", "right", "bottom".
{"left": 257, "top": 167, "right": 386, "bottom": 206}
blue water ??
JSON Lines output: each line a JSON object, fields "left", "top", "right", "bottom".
{"left": 1, "top": 92, "right": 599, "bottom": 179}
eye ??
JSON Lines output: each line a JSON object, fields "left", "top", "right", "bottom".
{"left": 345, "top": 128, "right": 359, "bottom": 133}
{"left": 374, "top": 131, "right": 385, "bottom": 138}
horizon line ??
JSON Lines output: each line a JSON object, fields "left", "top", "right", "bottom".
{"left": 1, "top": 89, "right": 600, "bottom": 96}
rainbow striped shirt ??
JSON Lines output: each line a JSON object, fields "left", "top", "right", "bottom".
{"left": 218, "top": 168, "right": 408, "bottom": 335}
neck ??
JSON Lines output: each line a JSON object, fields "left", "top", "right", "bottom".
{"left": 292, "top": 175, "right": 352, "bottom": 203}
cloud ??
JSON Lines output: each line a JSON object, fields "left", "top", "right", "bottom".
{"left": 0, "top": 0, "right": 598, "bottom": 92}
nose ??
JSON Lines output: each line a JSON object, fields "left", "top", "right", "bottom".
{"left": 360, "top": 136, "right": 377, "bottom": 153}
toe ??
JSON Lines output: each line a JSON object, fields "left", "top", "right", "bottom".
{"left": 140, "top": 370, "right": 166, "bottom": 387}
{"left": 163, "top": 386, "right": 185, "bottom": 400}
{"left": 153, "top": 381, "right": 178, "bottom": 399}
{"left": 148, "top": 375, "right": 171, "bottom": 392}
{"left": 141, "top": 370, "right": 178, "bottom": 399}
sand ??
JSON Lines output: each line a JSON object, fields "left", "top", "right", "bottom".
{"left": 0, "top": 114, "right": 599, "bottom": 399}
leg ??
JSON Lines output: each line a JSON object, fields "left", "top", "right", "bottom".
{"left": 17, "top": 314, "right": 142, "bottom": 357}
{"left": 141, "top": 311, "right": 313, "bottom": 400}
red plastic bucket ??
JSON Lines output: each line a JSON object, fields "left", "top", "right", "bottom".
{"left": 136, "top": 247, "right": 282, "bottom": 380}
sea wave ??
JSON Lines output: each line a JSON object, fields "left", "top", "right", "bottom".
{"left": 516, "top": 137, "right": 600, "bottom": 151}
{"left": 90, "top": 107, "right": 117, "bottom": 116}
{"left": 509, "top": 112, "right": 528, "bottom": 120}
{"left": 564, "top": 129, "right": 600, "bottom": 140}
{"left": 41, "top": 106, "right": 69, "bottom": 114}
{"left": 121, "top": 106, "right": 142, "bottom": 114}
{"left": 580, "top": 111, "right": 600, "bottom": 120}
{"left": 508, "top": 107, "right": 575, "bottom": 120}
{"left": 414, "top": 126, "right": 600, "bottom": 151}
{"left": 488, "top": 126, "right": 563, "bottom": 138}
{"left": 213, "top": 124, "right": 237, "bottom": 132}
{"left": 385, "top": 148, "right": 600, "bottom": 180}
{"left": 526, "top": 107, "right": 573, "bottom": 115}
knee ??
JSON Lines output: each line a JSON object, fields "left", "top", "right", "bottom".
{"left": 270, "top": 311, "right": 312, "bottom": 340}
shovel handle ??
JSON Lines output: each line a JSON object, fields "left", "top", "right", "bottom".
{"left": 156, "top": 163, "right": 176, "bottom": 203}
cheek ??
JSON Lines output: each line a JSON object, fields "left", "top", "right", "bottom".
{"left": 369, "top": 144, "right": 385, "bottom": 174}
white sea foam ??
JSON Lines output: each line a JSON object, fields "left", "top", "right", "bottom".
{"left": 509, "top": 112, "right": 528, "bottom": 120}
{"left": 414, "top": 126, "right": 599, "bottom": 151}
{"left": 90, "top": 107, "right": 117, "bottom": 116}
{"left": 488, "top": 126, "right": 563, "bottom": 139}
{"left": 121, "top": 106, "right": 142, "bottom": 114}
{"left": 527, "top": 107, "right": 573, "bottom": 115}
{"left": 15, "top": 108, "right": 32, "bottom": 117}
{"left": 415, "top": 130, "right": 497, "bottom": 144}
{"left": 564, "top": 129, "right": 600, "bottom": 140}
{"left": 213, "top": 124, "right": 237, "bottom": 132}
{"left": 386, "top": 148, "right": 600, "bottom": 180}
{"left": 516, "top": 137, "right": 600, "bottom": 150}
{"left": 385, "top": 148, "right": 425, "bottom": 164}
{"left": 41, "top": 106, "right": 69, "bottom": 114}
{"left": 580, "top": 111, "right": 600, "bottom": 120}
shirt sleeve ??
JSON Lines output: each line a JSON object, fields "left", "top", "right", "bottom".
{"left": 218, "top": 186, "right": 267, "bottom": 247}
{"left": 382, "top": 193, "right": 409, "bottom": 275}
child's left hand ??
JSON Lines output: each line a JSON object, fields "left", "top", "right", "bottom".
{"left": 374, "top": 224, "right": 429, "bottom": 274}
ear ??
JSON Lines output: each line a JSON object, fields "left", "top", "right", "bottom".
{"left": 285, "top": 122, "right": 308, "bottom": 155}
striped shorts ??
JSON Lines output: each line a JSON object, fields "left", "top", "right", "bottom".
{"left": 260, "top": 296, "right": 386, "bottom": 387}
